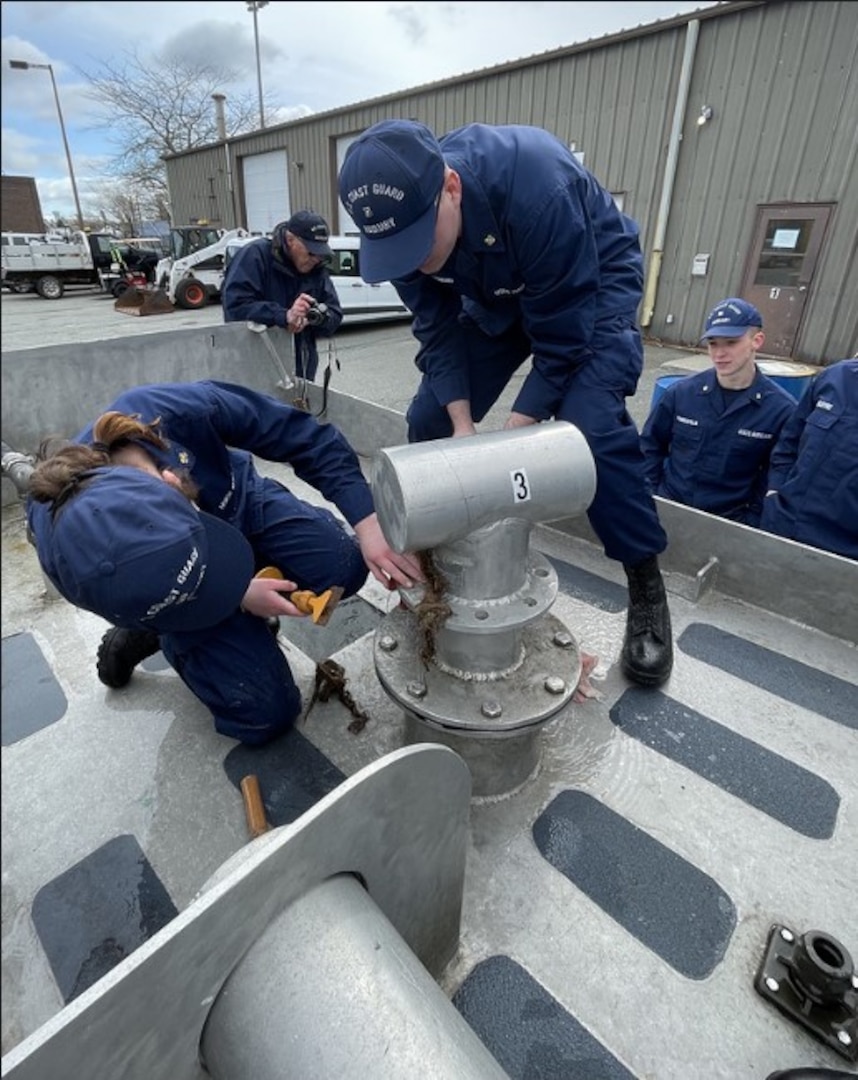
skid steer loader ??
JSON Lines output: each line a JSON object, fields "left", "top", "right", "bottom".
{"left": 154, "top": 227, "right": 253, "bottom": 310}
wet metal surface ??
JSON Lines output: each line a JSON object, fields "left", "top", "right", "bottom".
{"left": 2, "top": 456, "right": 857, "bottom": 1078}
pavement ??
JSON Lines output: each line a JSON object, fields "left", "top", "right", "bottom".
{"left": 0, "top": 287, "right": 709, "bottom": 432}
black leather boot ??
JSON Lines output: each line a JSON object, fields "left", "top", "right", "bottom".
{"left": 621, "top": 556, "right": 673, "bottom": 687}
{"left": 96, "top": 627, "right": 161, "bottom": 689}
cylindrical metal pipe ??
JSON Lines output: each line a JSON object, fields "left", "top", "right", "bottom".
{"left": 200, "top": 873, "right": 508, "bottom": 1079}
{"left": 1, "top": 441, "right": 35, "bottom": 497}
{"left": 434, "top": 517, "right": 532, "bottom": 600}
{"left": 212, "top": 93, "right": 227, "bottom": 142}
{"left": 372, "top": 422, "right": 596, "bottom": 553}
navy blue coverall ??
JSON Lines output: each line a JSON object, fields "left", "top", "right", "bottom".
{"left": 28, "top": 381, "right": 373, "bottom": 744}
{"left": 640, "top": 368, "right": 796, "bottom": 526}
{"left": 760, "top": 358, "right": 858, "bottom": 559}
{"left": 392, "top": 123, "right": 666, "bottom": 567}
{"left": 222, "top": 222, "right": 343, "bottom": 380}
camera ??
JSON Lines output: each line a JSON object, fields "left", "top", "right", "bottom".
{"left": 304, "top": 299, "right": 328, "bottom": 327}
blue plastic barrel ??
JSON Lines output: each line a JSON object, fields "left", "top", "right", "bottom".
{"left": 757, "top": 361, "right": 819, "bottom": 401}
{"left": 650, "top": 374, "right": 686, "bottom": 408}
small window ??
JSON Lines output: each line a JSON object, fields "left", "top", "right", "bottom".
{"left": 331, "top": 249, "right": 359, "bottom": 277}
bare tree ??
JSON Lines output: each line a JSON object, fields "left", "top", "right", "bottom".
{"left": 81, "top": 49, "right": 265, "bottom": 217}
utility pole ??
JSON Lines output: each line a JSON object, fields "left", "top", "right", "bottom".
{"left": 9, "top": 59, "right": 85, "bottom": 230}
{"left": 246, "top": 2, "right": 270, "bottom": 129}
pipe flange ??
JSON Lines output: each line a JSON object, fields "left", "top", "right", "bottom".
{"left": 374, "top": 607, "right": 582, "bottom": 734}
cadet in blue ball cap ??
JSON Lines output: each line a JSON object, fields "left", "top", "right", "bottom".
{"left": 640, "top": 298, "right": 796, "bottom": 526}
{"left": 27, "top": 380, "right": 422, "bottom": 745}
{"left": 338, "top": 119, "right": 673, "bottom": 688}
{"left": 760, "top": 358, "right": 858, "bottom": 559}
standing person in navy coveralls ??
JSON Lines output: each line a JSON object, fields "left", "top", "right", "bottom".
{"left": 641, "top": 298, "right": 795, "bottom": 527}
{"left": 338, "top": 120, "right": 673, "bottom": 687}
{"left": 27, "top": 381, "right": 422, "bottom": 745}
{"left": 223, "top": 210, "right": 342, "bottom": 381}
{"left": 761, "top": 358, "right": 858, "bottom": 559}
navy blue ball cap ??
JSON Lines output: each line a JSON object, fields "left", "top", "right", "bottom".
{"left": 338, "top": 120, "right": 445, "bottom": 283}
{"left": 701, "top": 297, "right": 763, "bottom": 340}
{"left": 285, "top": 210, "right": 332, "bottom": 257}
{"left": 41, "top": 466, "right": 254, "bottom": 632}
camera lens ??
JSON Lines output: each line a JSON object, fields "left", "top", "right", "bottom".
{"left": 305, "top": 302, "right": 327, "bottom": 327}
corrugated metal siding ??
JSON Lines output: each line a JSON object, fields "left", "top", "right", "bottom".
{"left": 656, "top": 0, "right": 858, "bottom": 358}
{"left": 165, "top": 0, "right": 857, "bottom": 361}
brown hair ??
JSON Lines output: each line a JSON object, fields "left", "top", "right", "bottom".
{"left": 29, "top": 412, "right": 168, "bottom": 503}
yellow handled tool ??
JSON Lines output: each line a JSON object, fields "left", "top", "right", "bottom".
{"left": 255, "top": 566, "right": 344, "bottom": 626}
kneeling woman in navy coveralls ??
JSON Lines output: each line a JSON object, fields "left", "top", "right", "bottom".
{"left": 27, "top": 380, "right": 422, "bottom": 745}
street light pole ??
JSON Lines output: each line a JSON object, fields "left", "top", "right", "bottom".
{"left": 9, "top": 59, "right": 85, "bottom": 231}
{"left": 246, "top": 1, "right": 269, "bottom": 129}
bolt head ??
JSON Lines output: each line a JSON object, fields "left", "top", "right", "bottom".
{"left": 378, "top": 634, "right": 398, "bottom": 652}
{"left": 779, "top": 927, "right": 795, "bottom": 943}
{"left": 764, "top": 977, "right": 780, "bottom": 993}
{"left": 544, "top": 676, "right": 567, "bottom": 695}
{"left": 480, "top": 700, "right": 503, "bottom": 719}
{"left": 836, "top": 1030, "right": 852, "bottom": 1046}
{"left": 406, "top": 681, "right": 427, "bottom": 699}
{"left": 552, "top": 630, "right": 575, "bottom": 649}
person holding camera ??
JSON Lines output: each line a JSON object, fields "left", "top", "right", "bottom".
{"left": 222, "top": 210, "right": 343, "bottom": 380}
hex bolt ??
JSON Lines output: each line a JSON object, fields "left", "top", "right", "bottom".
{"left": 544, "top": 676, "right": 567, "bottom": 695}
{"left": 378, "top": 634, "right": 398, "bottom": 653}
{"left": 837, "top": 1031, "right": 852, "bottom": 1047}
{"left": 779, "top": 927, "right": 795, "bottom": 943}
{"left": 406, "top": 681, "right": 427, "bottom": 699}
{"left": 552, "top": 630, "right": 575, "bottom": 649}
{"left": 852, "top": 973, "right": 858, "bottom": 990}
{"left": 480, "top": 700, "right": 503, "bottom": 719}
{"left": 764, "top": 977, "right": 780, "bottom": 992}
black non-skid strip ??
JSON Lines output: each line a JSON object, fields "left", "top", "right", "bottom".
{"left": 546, "top": 555, "right": 628, "bottom": 612}
{"left": 1, "top": 632, "right": 68, "bottom": 745}
{"left": 32, "top": 834, "right": 177, "bottom": 1003}
{"left": 453, "top": 955, "right": 637, "bottom": 1079}
{"left": 533, "top": 790, "right": 736, "bottom": 980}
{"left": 678, "top": 623, "right": 857, "bottom": 731}
{"left": 224, "top": 728, "right": 346, "bottom": 826}
{"left": 610, "top": 688, "right": 839, "bottom": 839}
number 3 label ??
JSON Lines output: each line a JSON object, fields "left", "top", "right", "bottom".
{"left": 510, "top": 467, "right": 531, "bottom": 503}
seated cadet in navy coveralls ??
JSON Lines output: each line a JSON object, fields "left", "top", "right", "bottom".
{"left": 338, "top": 120, "right": 673, "bottom": 688}
{"left": 27, "top": 381, "right": 422, "bottom": 745}
{"left": 222, "top": 210, "right": 342, "bottom": 381}
{"left": 640, "top": 298, "right": 796, "bottom": 527}
{"left": 760, "top": 358, "right": 858, "bottom": 560}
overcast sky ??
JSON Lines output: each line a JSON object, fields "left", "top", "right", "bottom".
{"left": 2, "top": 0, "right": 718, "bottom": 222}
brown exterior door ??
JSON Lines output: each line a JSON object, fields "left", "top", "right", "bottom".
{"left": 741, "top": 204, "right": 832, "bottom": 357}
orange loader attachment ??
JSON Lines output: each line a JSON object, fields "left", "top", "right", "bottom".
{"left": 114, "top": 286, "right": 174, "bottom": 317}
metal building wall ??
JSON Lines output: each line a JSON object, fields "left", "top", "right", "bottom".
{"left": 165, "top": 0, "right": 857, "bottom": 362}
{"left": 656, "top": 0, "right": 858, "bottom": 359}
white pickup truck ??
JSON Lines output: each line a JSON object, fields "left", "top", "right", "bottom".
{"left": 0, "top": 231, "right": 138, "bottom": 299}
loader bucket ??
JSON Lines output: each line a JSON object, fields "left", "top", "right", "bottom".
{"left": 114, "top": 287, "right": 174, "bottom": 317}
